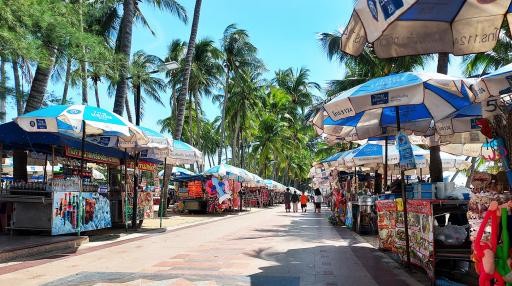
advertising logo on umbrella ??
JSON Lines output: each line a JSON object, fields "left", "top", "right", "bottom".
{"left": 66, "top": 109, "right": 82, "bottom": 115}
{"left": 368, "top": 0, "right": 378, "bottom": 20}
{"left": 91, "top": 111, "right": 113, "bottom": 121}
{"left": 379, "top": 0, "right": 404, "bottom": 20}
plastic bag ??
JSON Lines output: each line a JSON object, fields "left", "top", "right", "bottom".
{"left": 435, "top": 224, "right": 468, "bottom": 246}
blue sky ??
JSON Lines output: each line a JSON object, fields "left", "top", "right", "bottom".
{"left": 5, "top": 0, "right": 464, "bottom": 135}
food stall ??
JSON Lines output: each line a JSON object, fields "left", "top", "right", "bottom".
{"left": 0, "top": 122, "right": 126, "bottom": 235}
{"left": 376, "top": 198, "right": 471, "bottom": 284}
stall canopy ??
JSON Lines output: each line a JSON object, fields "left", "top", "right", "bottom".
{"left": 170, "top": 174, "right": 208, "bottom": 183}
{"left": 0, "top": 121, "right": 126, "bottom": 159}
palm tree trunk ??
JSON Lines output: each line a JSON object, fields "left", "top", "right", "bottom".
{"left": 125, "top": 95, "right": 133, "bottom": 123}
{"left": 94, "top": 78, "right": 101, "bottom": 107}
{"left": 0, "top": 56, "right": 6, "bottom": 123}
{"left": 194, "top": 99, "right": 201, "bottom": 146}
{"left": 24, "top": 47, "right": 57, "bottom": 113}
{"left": 188, "top": 93, "right": 193, "bottom": 144}
{"left": 81, "top": 62, "right": 88, "bottom": 105}
{"left": 174, "top": 0, "right": 202, "bottom": 140}
{"left": 12, "top": 59, "right": 22, "bottom": 115}
{"left": 113, "top": 0, "right": 135, "bottom": 116}
{"left": 218, "top": 66, "right": 230, "bottom": 164}
{"left": 171, "top": 84, "right": 177, "bottom": 118}
{"left": 466, "top": 157, "right": 478, "bottom": 188}
{"left": 232, "top": 112, "right": 241, "bottom": 165}
{"left": 61, "top": 57, "right": 72, "bottom": 105}
{"left": 429, "top": 52, "right": 449, "bottom": 183}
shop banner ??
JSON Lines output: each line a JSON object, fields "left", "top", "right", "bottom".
{"left": 127, "top": 161, "right": 157, "bottom": 172}
{"left": 396, "top": 131, "right": 416, "bottom": 170}
{"left": 65, "top": 146, "right": 120, "bottom": 165}
{"left": 406, "top": 200, "right": 434, "bottom": 277}
{"left": 122, "top": 191, "right": 154, "bottom": 220}
{"left": 376, "top": 200, "right": 397, "bottom": 251}
{"left": 51, "top": 191, "right": 111, "bottom": 235}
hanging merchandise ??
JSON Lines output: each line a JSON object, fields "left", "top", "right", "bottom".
{"left": 396, "top": 131, "right": 416, "bottom": 171}
{"left": 473, "top": 201, "right": 502, "bottom": 286}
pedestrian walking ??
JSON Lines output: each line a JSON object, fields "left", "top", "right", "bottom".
{"left": 300, "top": 191, "right": 308, "bottom": 212}
{"left": 291, "top": 191, "right": 299, "bottom": 213}
{"left": 314, "top": 188, "right": 323, "bottom": 214}
{"left": 284, "top": 188, "right": 292, "bottom": 213}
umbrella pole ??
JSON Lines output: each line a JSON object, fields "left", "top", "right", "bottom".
{"left": 43, "top": 154, "right": 48, "bottom": 185}
{"left": 239, "top": 183, "right": 243, "bottom": 212}
{"left": 124, "top": 149, "right": 128, "bottom": 232}
{"left": 51, "top": 146, "right": 55, "bottom": 181}
{"left": 395, "top": 106, "right": 410, "bottom": 266}
{"left": 132, "top": 152, "right": 139, "bottom": 229}
{"left": 384, "top": 136, "right": 388, "bottom": 190}
{"left": 160, "top": 157, "right": 167, "bottom": 228}
{"left": 78, "top": 120, "right": 86, "bottom": 237}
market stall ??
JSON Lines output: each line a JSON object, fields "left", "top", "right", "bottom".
{"left": 172, "top": 174, "right": 209, "bottom": 213}
{"left": 0, "top": 121, "right": 126, "bottom": 235}
{"left": 376, "top": 199, "right": 471, "bottom": 284}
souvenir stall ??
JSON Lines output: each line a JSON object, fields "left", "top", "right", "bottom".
{"left": 204, "top": 164, "right": 254, "bottom": 212}
{"left": 171, "top": 174, "right": 208, "bottom": 213}
{"left": 0, "top": 121, "right": 127, "bottom": 235}
{"left": 121, "top": 160, "right": 159, "bottom": 222}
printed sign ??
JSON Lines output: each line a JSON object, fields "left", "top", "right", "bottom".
{"left": 65, "top": 146, "right": 120, "bottom": 165}
{"left": 51, "top": 191, "right": 111, "bottom": 235}
{"left": 127, "top": 161, "right": 157, "bottom": 172}
{"left": 396, "top": 131, "right": 416, "bottom": 170}
{"left": 371, "top": 92, "right": 389, "bottom": 105}
{"left": 379, "top": 0, "right": 404, "bottom": 20}
{"left": 36, "top": 119, "right": 47, "bottom": 130}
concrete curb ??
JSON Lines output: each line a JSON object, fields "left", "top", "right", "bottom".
{"left": 0, "top": 236, "right": 89, "bottom": 263}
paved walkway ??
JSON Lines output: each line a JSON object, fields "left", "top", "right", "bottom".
{"left": 0, "top": 205, "right": 423, "bottom": 286}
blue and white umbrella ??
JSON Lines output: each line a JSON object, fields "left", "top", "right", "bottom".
{"left": 16, "top": 105, "right": 148, "bottom": 144}
{"left": 342, "top": 143, "right": 429, "bottom": 167}
{"left": 319, "top": 73, "right": 475, "bottom": 142}
{"left": 204, "top": 164, "right": 253, "bottom": 182}
{"left": 314, "top": 105, "right": 433, "bottom": 141}
{"left": 158, "top": 167, "right": 195, "bottom": 178}
{"left": 169, "top": 140, "right": 203, "bottom": 165}
{"left": 324, "top": 72, "right": 475, "bottom": 122}
{"left": 435, "top": 103, "right": 482, "bottom": 136}
{"left": 320, "top": 151, "right": 351, "bottom": 169}
{"left": 474, "top": 62, "right": 512, "bottom": 115}
{"left": 338, "top": 1, "right": 512, "bottom": 58}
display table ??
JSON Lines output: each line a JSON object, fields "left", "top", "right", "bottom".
{"left": 376, "top": 199, "right": 471, "bottom": 282}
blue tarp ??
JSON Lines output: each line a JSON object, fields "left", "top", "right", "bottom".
{"left": 0, "top": 121, "right": 127, "bottom": 159}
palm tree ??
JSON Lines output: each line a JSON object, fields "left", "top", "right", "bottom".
{"left": 0, "top": 55, "right": 6, "bottom": 123}
{"left": 462, "top": 32, "right": 512, "bottom": 76}
{"left": 250, "top": 113, "right": 291, "bottom": 177}
{"left": 113, "top": 0, "right": 187, "bottom": 116}
{"left": 174, "top": 0, "right": 201, "bottom": 140}
{"left": 128, "top": 50, "right": 167, "bottom": 122}
{"left": 273, "top": 67, "right": 320, "bottom": 116}
{"left": 165, "top": 39, "right": 187, "bottom": 117}
{"left": 225, "top": 68, "right": 264, "bottom": 166}
{"left": 217, "top": 24, "right": 263, "bottom": 164}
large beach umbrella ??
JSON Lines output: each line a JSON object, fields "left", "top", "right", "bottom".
{"left": 323, "top": 72, "right": 474, "bottom": 123}
{"left": 204, "top": 164, "right": 253, "bottom": 182}
{"left": 339, "top": 1, "right": 512, "bottom": 58}
{"left": 169, "top": 140, "right": 203, "bottom": 165}
{"left": 16, "top": 105, "right": 147, "bottom": 143}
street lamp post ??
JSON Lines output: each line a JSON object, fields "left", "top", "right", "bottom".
{"left": 130, "top": 61, "right": 179, "bottom": 229}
